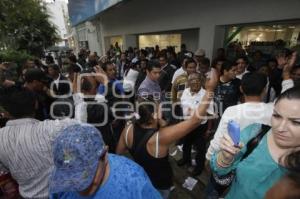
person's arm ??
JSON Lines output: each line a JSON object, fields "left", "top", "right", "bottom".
{"left": 93, "top": 65, "right": 109, "bottom": 87}
{"left": 281, "top": 52, "right": 296, "bottom": 92}
{"left": 71, "top": 73, "right": 88, "bottom": 122}
{"left": 2, "top": 79, "right": 16, "bottom": 87}
{"left": 279, "top": 51, "right": 296, "bottom": 93}
{"left": 210, "top": 123, "right": 261, "bottom": 176}
{"left": 206, "top": 109, "right": 230, "bottom": 160}
{"left": 158, "top": 68, "right": 219, "bottom": 146}
{"left": 282, "top": 51, "right": 297, "bottom": 80}
{"left": 180, "top": 89, "right": 191, "bottom": 117}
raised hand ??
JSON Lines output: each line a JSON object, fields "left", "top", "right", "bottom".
{"left": 93, "top": 65, "right": 108, "bottom": 84}
{"left": 218, "top": 133, "right": 243, "bottom": 166}
{"left": 282, "top": 51, "right": 297, "bottom": 80}
{"left": 205, "top": 68, "right": 219, "bottom": 92}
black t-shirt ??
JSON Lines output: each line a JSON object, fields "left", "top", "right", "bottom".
{"left": 158, "top": 64, "right": 176, "bottom": 93}
{"left": 86, "top": 99, "right": 116, "bottom": 152}
{"left": 214, "top": 78, "right": 241, "bottom": 117}
{"left": 270, "top": 68, "right": 283, "bottom": 97}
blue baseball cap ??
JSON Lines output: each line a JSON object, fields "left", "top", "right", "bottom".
{"left": 49, "top": 124, "right": 106, "bottom": 194}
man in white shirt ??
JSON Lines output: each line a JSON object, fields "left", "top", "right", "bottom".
{"left": 178, "top": 73, "right": 214, "bottom": 176}
{"left": 171, "top": 53, "right": 192, "bottom": 84}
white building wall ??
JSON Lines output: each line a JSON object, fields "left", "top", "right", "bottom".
{"left": 76, "top": 0, "right": 300, "bottom": 58}
{"left": 99, "top": 0, "right": 300, "bottom": 35}
{"left": 46, "top": 0, "right": 69, "bottom": 46}
{"left": 85, "top": 21, "right": 101, "bottom": 54}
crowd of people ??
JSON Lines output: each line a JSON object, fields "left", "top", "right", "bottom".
{"left": 0, "top": 42, "right": 299, "bottom": 199}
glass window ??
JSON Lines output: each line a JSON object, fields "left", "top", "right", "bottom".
{"left": 139, "top": 34, "right": 181, "bottom": 52}
{"left": 227, "top": 23, "right": 300, "bottom": 48}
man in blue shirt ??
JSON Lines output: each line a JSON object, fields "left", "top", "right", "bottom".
{"left": 49, "top": 124, "right": 161, "bottom": 199}
{"left": 137, "top": 61, "right": 162, "bottom": 101}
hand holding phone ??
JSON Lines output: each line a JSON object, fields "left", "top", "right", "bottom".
{"left": 227, "top": 120, "right": 240, "bottom": 147}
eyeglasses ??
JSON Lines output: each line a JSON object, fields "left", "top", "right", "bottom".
{"left": 189, "top": 79, "right": 201, "bottom": 84}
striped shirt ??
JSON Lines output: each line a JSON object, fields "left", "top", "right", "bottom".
{"left": 171, "top": 73, "right": 188, "bottom": 103}
{"left": 0, "top": 118, "right": 79, "bottom": 199}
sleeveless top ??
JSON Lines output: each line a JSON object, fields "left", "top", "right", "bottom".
{"left": 127, "top": 124, "right": 173, "bottom": 190}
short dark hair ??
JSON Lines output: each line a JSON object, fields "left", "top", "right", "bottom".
{"left": 101, "top": 61, "right": 114, "bottom": 72}
{"left": 185, "top": 58, "right": 197, "bottom": 67}
{"left": 135, "top": 96, "right": 156, "bottom": 126}
{"left": 48, "top": 64, "right": 60, "bottom": 72}
{"left": 285, "top": 150, "right": 300, "bottom": 185}
{"left": 158, "top": 54, "right": 167, "bottom": 60}
{"left": 241, "top": 72, "right": 267, "bottom": 96}
{"left": 81, "top": 78, "right": 93, "bottom": 92}
{"left": 146, "top": 61, "right": 161, "bottom": 72}
{"left": 211, "top": 57, "right": 227, "bottom": 68}
{"left": 24, "top": 68, "right": 48, "bottom": 83}
{"left": 235, "top": 56, "right": 248, "bottom": 64}
{"left": 140, "top": 49, "right": 148, "bottom": 57}
{"left": 68, "top": 54, "right": 77, "bottom": 63}
{"left": 0, "top": 87, "right": 36, "bottom": 118}
{"left": 200, "top": 58, "right": 210, "bottom": 67}
{"left": 220, "top": 61, "right": 236, "bottom": 75}
{"left": 69, "top": 63, "right": 81, "bottom": 73}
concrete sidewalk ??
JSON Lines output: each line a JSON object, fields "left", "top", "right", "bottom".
{"left": 168, "top": 145, "right": 210, "bottom": 199}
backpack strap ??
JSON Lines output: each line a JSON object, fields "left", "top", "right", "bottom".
{"left": 125, "top": 123, "right": 133, "bottom": 147}
{"left": 155, "top": 132, "right": 160, "bottom": 158}
{"left": 241, "top": 124, "right": 271, "bottom": 161}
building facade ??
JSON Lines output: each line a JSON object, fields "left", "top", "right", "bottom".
{"left": 68, "top": 0, "right": 300, "bottom": 59}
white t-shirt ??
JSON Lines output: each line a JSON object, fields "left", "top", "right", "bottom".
{"left": 205, "top": 102, "right": 274, "bottom": 160}
{"left": 171, "top": 67, "right": 185, "bottom": 84}
{"left": 236, "top": 70, "right": 249, "bottom": 80}
{"left": 180, "top": 88, "right": 214, "bottom": 124}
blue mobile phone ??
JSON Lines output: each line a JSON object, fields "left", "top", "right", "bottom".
{"left": 227, "top": 120, "right": 240, "bottom": 147}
